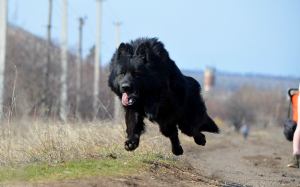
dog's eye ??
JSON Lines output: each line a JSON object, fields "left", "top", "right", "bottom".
{"left": 120, "top": 72, "right": 125, "bottom": 76}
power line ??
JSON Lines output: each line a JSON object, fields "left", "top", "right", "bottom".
{"left": 106, "top": 0, "right": 120, "bottom": 23}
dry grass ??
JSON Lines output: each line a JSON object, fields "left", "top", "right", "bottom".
{"left": 0, "top": 118, "right": 174, "bottom": 167}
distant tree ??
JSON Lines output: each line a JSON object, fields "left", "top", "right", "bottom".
{"left": 224, "top": 85, "right": 255, "bottom": 131}
{"left": 223, "top": 84, "right": 287, "bottom": 131}
{"left": 4, "top": 26, "right": 114, "bottom": 121}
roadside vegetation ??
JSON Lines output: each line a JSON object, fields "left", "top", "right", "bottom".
{"left": 0, "top": 119, "right": 192, "bottom": 185}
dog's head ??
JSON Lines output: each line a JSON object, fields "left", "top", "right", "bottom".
{"left": 108, "top": 42, "right": 150, "bottom": 106}
{"left": 108, "top": 39, "right": 170, "bottom": 106}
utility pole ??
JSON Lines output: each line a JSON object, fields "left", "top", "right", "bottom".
{"left": 114, "top": 22, "right": 121, "bottom": 122}
{"left": 41, "top": 0, "right": 52, "bottom": 115}
{"left": 60, "top": 0, "right": 68, "bottom": 124}
{"left": 0, "top": 0, "right": 7, "bottom": 124}
{"left": 76, "top": 17, "right": 84, "bottom": 118}
{"left": 93, "top": 0, "right": 102, "bottom": 118}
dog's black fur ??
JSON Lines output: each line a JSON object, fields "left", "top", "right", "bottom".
{"left": 108, "top": 38, "right": 219, "bottom": 155}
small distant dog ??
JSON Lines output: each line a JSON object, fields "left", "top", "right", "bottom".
{"left": 108, "top": 38, "right": 219, "bottom": 155}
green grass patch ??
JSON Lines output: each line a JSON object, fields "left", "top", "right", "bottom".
{"left": 0, "top": 152, "right": 182, "bottom": 185}
{"left": 0, "top": 158, "right": 141, "bottom": 185}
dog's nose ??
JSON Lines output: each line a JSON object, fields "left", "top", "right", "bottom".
{"left": 121, "top": 83, "right": 130, "bottom": 91}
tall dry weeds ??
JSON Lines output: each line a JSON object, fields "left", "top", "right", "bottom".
{"left": 0, "top": 118, "right": 173, "bottom": 167}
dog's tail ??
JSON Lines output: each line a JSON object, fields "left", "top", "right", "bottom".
{"left": 201, "top": 115, "right": 220, "bottom": 133}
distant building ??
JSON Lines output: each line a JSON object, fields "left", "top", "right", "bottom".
{"left": 204, "top": 67, "right": 216, "bottom": 92}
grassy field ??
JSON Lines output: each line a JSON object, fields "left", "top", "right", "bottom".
{"left": 0, "top": 118, "right": 190, "bottom": 185}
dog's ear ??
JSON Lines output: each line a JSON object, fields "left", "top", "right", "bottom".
{"left": 135, "top": 43, "right": 148, "bottom": 62}
{"left": 117, "top": 43, "right": 128, "bottom": 60}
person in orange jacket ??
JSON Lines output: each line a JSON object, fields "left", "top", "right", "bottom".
{"left": 287, "top": 86, "right": 300, "bottom": 168}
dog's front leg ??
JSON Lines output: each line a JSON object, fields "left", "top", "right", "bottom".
{"left": 124, "top": 108, "right": 145, "bottom": 151}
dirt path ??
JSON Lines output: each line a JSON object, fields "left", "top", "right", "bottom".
{"left": 184, "top": 126, "right": 300, "bottom": 187}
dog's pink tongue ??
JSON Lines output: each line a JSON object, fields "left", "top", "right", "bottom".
{"left": 122, "top": 93, "right": 129, "bottom": 106}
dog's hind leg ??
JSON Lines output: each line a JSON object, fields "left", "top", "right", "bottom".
{"left": 177, "top": 118, "right": 206, "bottom": 146}
{"left": 193, "top": 132, "right": 206, "bottom": 146}
{"left": 124, "top": 109, "right": 145, "bottom": 152}
{"left": 158, "top": 122, "right": 183, "bottom": 156}
{"left": 169, "top": 131, "right": 184, "bottom": 155}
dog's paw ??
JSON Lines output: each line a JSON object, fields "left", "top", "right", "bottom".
{"left": 194, "top": 133, "right": 206, "bottom": 146}
{"left": 172, "top": 145, "right": 184, "bottom": 156}
{"left": 125, "top": 140, "right": 138, "bottom": 151}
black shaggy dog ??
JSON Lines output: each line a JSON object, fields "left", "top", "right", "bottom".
{"left": 108, "top": 38, "right": 219, "bottom": 155}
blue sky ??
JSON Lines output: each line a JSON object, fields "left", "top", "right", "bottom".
{"left": 5, "top": 0, "right": 300, "bottom": 77}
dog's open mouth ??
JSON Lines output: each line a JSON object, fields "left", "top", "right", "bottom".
{"left": 122, "top": 92, "right": 139, "bottom": 106}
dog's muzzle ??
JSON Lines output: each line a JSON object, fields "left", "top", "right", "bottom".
{"left": 122, "top": 92, "right": 139, "bottom": 106}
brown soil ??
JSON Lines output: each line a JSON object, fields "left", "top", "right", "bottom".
{"left": 183, "top": 126, "right": 300, "bottom": 187}
{"left": 5, "top": 126, "right": 300, "bottom": 187}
